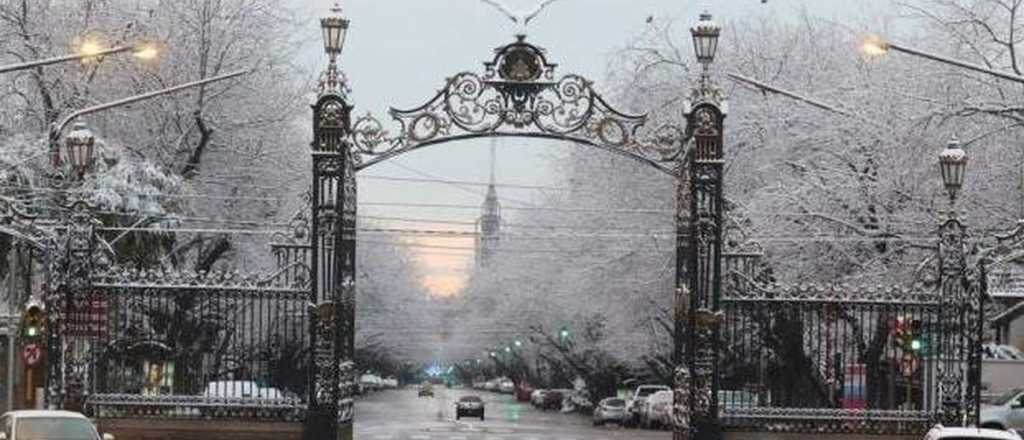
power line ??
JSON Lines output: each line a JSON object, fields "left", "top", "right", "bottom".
{"left": 358, "top": 174, "right": 564, "bottom": 191}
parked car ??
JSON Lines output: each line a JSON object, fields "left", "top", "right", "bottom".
{"left": 625, "top": 384, "right": 671, "bottom": 427}
{"left": 418, "top": 383, "right": 434, "bottom": 398}
{"left": 640, "top": 390, "right": 673, "bottom": 429}
{"left": 498, "top": 379, "right": 515, "bottom": 394}
{"left": 202, "top": 381, "right": 282, "bottom": 399}
{"left": 980, "top": 388, "right": 1024, "bottom": 430}
{"left": 924, "top": 424, "right": 1023, "bottom": 440}
{"left": 0, "top": 410, "right": 114, "bottom": 440}
{"left": 455, "top": 395, "right": 485, "bottom": 420}
{"left": 983, "top": 344, "right": 1024, "bottom": 361}
{"left": 359, "top": 374, "right": 382, "bottom": 393}
{"left": 515, "top": 382, "right": 534, "bottom": 402}
{"left": 568, "top": 389, "right": 594, "bottom": 414}
{"left": 382, "top": 377, "right": 399, "bottom": 389}
{"left": 530, "top": 389, "right": 548, "bottom": 407}
{"left": 592, "top": 397, "right": 628, "bottom": 426}
{"left": 484, "top": 380, "right": 498, "bottom": 391}
{"left": 542, "top": 389, "right": 571, "bottom": 411}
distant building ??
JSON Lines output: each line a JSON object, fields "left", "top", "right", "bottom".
{"left": 987, "top": 268, "right": 1024, "bottom": 349}
{"left": 475, "top": 142, "right": 501, "bottom": 268}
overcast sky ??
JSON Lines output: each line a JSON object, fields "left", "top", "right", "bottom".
{"left": 288, "top": 0, "right": 891, "bottom": 298}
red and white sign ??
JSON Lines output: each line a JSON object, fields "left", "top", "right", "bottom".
{"left": 66, "top": 298, "right": 109, "bottom": 337}
{"left": 22, "top": 343, "right": 42, "bottom": 367}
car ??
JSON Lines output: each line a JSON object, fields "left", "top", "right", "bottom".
{"left": 484, "top": 380, "right": 498, "bottom": 391}
{"left": 498, "top": 379, "right": 515, "bottom": 394}
{"left": 202, "top": 381, "right": 282, "bottom": 399}
{"left": 515, "top": 382, "right": 534, "bottom": 402}
{"left": 530, "top": 389, "right": 548, "bottom": 407}
{"left": 640, "top": 390, "right": 673, "bottom": 429}
{"left": 924, "top": 424, "right": 1023, "bottom": 440}
{"left": 625, "top": 384, "right": 671, "bottom": 427}
{"left": 983, "top": 344, "right": 1024, "bottom": 360}
{"left": 455, "top": 395, "right": 485, "bottom": 420}
{"left": 592, "top": 397, "right": 628, "bottom": 426}
{"left": 542, "top": 389, "right": 570, "bottom": 411}
{"left": 418, "top": 383, "right": 434, "bottom": 398}
{"left": 0, "top": 410, "right": 115, "bottom": 440}
{"left": 980, "top": 388, "right": 1024, "bottom": 430}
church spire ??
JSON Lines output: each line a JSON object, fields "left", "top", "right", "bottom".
{"left": 477, "top": 139, "right": 501, "bottom": 267}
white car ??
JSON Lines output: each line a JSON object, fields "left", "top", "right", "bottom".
{"left": 924, "top": 424, "right": 1022, "bottom": 440}
{"left": 640, "top": 390, "right": 673, "bottom": 429}
{"left": 498, "top": 379, "right": 515, "bottom": 394}
{"left": 983, "top": 344, "right": 1024, "bottom": 360}
{"left": 202, "top": 381, "right": 283, "bottom": 399}
{"left": 981, "top": 388, "right": 1024, "bottom": 431}
{"left": 0, "top": 410, "right": 114, "bottom": 440}
{"left": 626, "top": 384, "right": 671, "bottom": 426}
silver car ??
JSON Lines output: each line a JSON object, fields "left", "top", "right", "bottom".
{"left": 980, "top": 388, "right": 1024, "bottom": 431}
{"left": 0, "top": 410, "right": 114, "bottom": 440}
{"left": 592, "top": 397, "right": 628, "bottom": 426}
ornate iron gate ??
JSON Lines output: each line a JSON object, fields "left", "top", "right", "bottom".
{"left": 76, "top": 265, "right": 312, "bottom": 420}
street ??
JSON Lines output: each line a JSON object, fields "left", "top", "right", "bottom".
{"left": 355, "top": 388, "right": 670, "bottom": 440}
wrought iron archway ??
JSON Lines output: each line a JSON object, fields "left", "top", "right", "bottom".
{"left": 306, "top": 33, "right": 718, "bottom": 440}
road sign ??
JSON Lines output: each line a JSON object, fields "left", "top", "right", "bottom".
{"left": 66, "top": 298, "right": 108, "bottom": 337}
{"left": 22, "top": 343, "right": 41, "bottom": 366}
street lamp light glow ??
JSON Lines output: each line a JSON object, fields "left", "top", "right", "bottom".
{"left": 861, "top": 35, "right": 891, "bottom": 57}
{"left": 132, "top": 44, "right": 160, "bottom": 61}
{"left": 514, "top": 340, "right": 522, "bottom": 348}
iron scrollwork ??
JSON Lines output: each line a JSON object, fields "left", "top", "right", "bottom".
{"left": 347, "top": 36, "right": 684, "bottom": 175}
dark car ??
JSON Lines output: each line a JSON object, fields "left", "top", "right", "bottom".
{"left": 542, "top": 389, "right": 567, "bottom": 411}
{"left": 418, "top": 384, "right": 434, "bottom": 398}
{"left": 455, "top": 395, "right": 485, "bottom": 420}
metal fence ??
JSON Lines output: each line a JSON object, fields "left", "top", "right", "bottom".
{"left": 81, "top": 267, "right": 310, "bottom": 421}
{"left": 717, "top": 282, "right": 960, "bottom": 434}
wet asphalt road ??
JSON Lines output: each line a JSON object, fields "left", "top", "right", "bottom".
{"left": 355, "top": 387, "right": 671, "bottom": 440}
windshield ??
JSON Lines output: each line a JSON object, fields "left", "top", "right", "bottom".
{"left": 637, "top": 387, "right": 666, "bottom": 398}
{"left": 16, "top": 418, "right": 97, "bottom": 440}
{"left": 992, "top": 388, "right": 1023, "bottom": 405}
{"left": 459, "top": 396, "right": 481, "bottom": 402}
{"left": 604, "top": 399, "right": 625, "bottom": 407}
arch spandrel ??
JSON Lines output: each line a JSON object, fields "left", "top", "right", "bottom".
{"left": 347, "top": 36, "right": 686, "bottom": 176}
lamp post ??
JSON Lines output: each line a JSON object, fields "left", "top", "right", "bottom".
{"left": 861, "top": 36, "right": 1024, "bottom": 85}
{"left": 678, "top": 11, "right": 725, "bottom": 440}
{"left": 305, "top": 3, "right": 355, "bottom": 440}
{"left": 936, "top": 136, "right": 975, "bottom": 426}
{"left": 0, "top": 41, "right": 159, "bottom": 75}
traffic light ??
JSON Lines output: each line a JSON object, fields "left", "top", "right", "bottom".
{"left": 22, "top": 302, "right": 45, "bottom": 340}
{"left": 909, "top": 319, "right": 925, "bottom": 354}
{"left": 559, "top": 326, "right": 570, "bottom": 343}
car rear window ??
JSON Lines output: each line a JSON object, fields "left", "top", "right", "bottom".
{"left": 460, "top": 396, "right": 482, "bottom": 402}
{"left": 605, "top": 398, "right": 625, "bottom": 407}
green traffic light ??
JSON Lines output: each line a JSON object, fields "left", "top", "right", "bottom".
{"left": 26, "top": 327, "right": 37, "bottom": 337}
{"left": 911, "top": 339, "right": 922, "bottom": 351}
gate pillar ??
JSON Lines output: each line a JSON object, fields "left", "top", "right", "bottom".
{"left": 680, "top": 41, "right": 727, "bottom": 440}
{"left": 305, "top": 50, "right": 356, "bottom": 440}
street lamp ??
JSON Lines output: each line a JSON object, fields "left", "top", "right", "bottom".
{"left": 321, "top": 3, "right": 350, "bottom": 60}
{"left": 64, "top": 121, "right": 95, "bottom": 178}
{"left": 691, "top": 12, "right": 721, "bottom": 67}
{"left": 939, "top": 137, "right": 968, "bottom": 206}
{"left": 514, "top": 340, "right": 522, "bottom": 348}
{"left": 861, "top": 35, "right": 1024, "bottom": 85}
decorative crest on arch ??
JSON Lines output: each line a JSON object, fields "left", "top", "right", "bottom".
{"left": 348, "top": 36, "right": 685, "bottom": 175}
